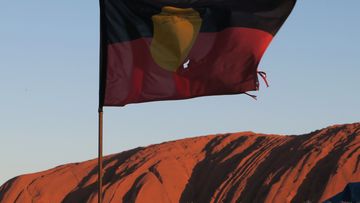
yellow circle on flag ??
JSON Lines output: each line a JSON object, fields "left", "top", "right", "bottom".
{"left": 150, "top": 6, "right": 202, "bottom": 72}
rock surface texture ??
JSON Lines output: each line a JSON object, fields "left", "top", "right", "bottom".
{"left": 1, "top": 123, "right": 359, "bottom": 203}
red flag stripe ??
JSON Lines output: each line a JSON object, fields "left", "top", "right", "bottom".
{"left": 104, "top": 27, "right": 273, "bottom": 106}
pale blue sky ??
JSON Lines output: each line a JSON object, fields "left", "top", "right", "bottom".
{"left": 0, "top": 1, "right": 359, "bottom": 185}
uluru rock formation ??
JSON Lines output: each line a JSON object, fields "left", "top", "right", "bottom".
{"left": 1, "top": 123, "right": 359, "bottom": 203}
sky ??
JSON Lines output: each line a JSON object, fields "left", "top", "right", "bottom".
{"left": 0, "top": 1, "right": 359, "bottom": 185}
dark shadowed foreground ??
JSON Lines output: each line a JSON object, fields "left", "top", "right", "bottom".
{"left": 1, "top": 123, "right": 359, "bottom": 203}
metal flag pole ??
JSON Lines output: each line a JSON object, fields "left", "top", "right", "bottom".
{"left": 98, "top": 108, "right": 103, "bottom": 203}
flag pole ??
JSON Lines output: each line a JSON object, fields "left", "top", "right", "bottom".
{"left": 98, "top": 107, "right": 103, "bottom": 203}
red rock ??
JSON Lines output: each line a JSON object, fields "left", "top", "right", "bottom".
{"left": 1, "top": 123, "right": 359, "bottom": 202}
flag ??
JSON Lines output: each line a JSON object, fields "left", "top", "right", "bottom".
{"left": 99, "top": 0, "right": 296, "bottom": 107}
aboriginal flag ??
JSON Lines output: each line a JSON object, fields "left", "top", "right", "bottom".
{"left": 99, "top": 0, "right": 296, "bottom": 107}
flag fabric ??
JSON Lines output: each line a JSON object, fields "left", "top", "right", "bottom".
{"left": 99, "top": 0, "right": 296, "bottom": 107}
